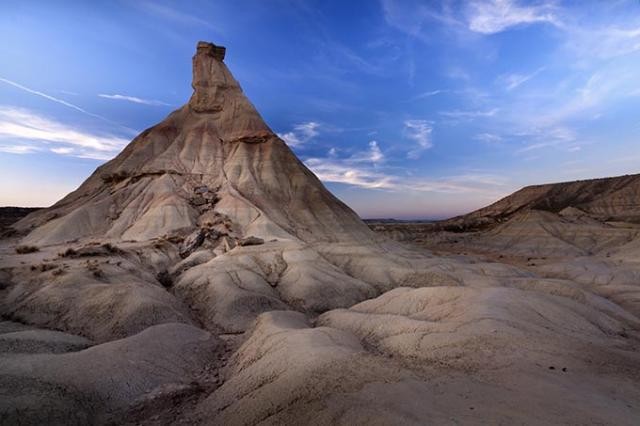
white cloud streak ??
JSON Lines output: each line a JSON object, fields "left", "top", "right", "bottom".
{"left": 306, "top": 154, "right": 508, "bottom": 196}
{"left": 411, "top": 89, "right": 445, "bottom": 100}
{"left": 440, "top": 108, "right": 499, "bottom": 120}
{"left": 305, "top": 157, "right": 395, "bottom": 190}
{"left": 304, "top": 140, "right": 389, "bottom": 188}
{"left": 515, "top": 126, "right": 578, "bottom": 154}
{"left": 466, "top": 0, "right": 559, "bottom": 34}
{"left": 277, "top": 122, "right": 321, "bottom": 147}
{"left": 499, "top": 67, "right": 545, "bottom": 90}
{"left": 474, "top": 133, "right": 503, "bottom": 144}
{"left": 98, "top": 93, "right": 172, "bottom": 106}
{"left": 50, "top": 147, "right": 74, "bottom": 155}
{"left": 0, "top": 77, "right": 96, "bottom": 117}
{"left": 0, "top": 106, "right": 129, "bottom": 160}
{"left": 404, "top": 120, "right": 433, "bottom": 159}
{"left": 350, "top": 140, "right": 385, "bottom": 163}
{"left": 0, "top": 77, "right": 137, "bottom": 134}
{"left": 136, "top": 1, "right": 218, "bottom": 29}
{"left": 0, "top": 145, "right": 41, "bottom": 154}
{"left": 565, "top": 24, "right": 640, "bottom": 60}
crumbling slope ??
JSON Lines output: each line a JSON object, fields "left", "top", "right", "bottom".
{"left": 443, "top": 173, "right": 640, "bottom": 231}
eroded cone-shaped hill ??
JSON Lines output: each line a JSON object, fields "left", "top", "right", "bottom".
{"left": 14, "top": 41, "right": 371, "bottom": 246}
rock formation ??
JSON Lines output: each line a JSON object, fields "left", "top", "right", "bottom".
{"left": 13, "top": 41, "right": 371, "bottom": 247}
{"left": 1, "top": 42, "right": 640, "bottom": 425}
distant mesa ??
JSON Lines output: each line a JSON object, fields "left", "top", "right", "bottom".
{"left": 442, "top": 173, "right": 640, "bottom": 232}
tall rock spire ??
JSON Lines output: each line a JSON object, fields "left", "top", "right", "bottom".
{"left": 13, "top": 41, "right": 373, "bottom": 246}
{"left": 190, "top": 41, "right": 230, "bottom": 113}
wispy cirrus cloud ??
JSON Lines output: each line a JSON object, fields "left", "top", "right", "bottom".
{"left": 380, "top": 0, "right": 463, "bottom": 40}
{"left": 440, "top": 108, "right": 499, "bottom": 120}
{"left": 474, "top": 133, "right": 503, "bottom": 145}
{"left": 50, "top": 147, "right": 75, "bottom": 155}
{"left": 0, "top": 77, "right": 101, "bottom": 119}
{"left": 302, "top": 128, "right": 507, "bottom": 198}
{"left": 277, "top": 122, "right": 321, "bottom": 147}
{"left": 515, "top": 126, "right": 580, "bottom": 154}
{"left": 304, "top": 140, "right": 390, "bottom": 189}
{"left": 306, "top": 152, "right": 508, "bottom": 197}
{"left": 410, "top": 89, "right": 446, "bottom": 101}
{"left": 498, "top": 67, "right": 545, "bottom": 91}
{"left": 382, "top": 0, "right": 558, "bottom": 39}
{"left": 352, "top": 140, "right": 385, "bottom": 163}
{"left": 0, "top": 77, "right": 137, "bottom": 135}
{"left": 466, "top": 0, "right": 559, "bottom": 34}
{"left": 0, "top": 144, "right": 41, "bottom": 154}
{"left": 404, "top": 120, "right": 433, "bottom": 159}
{"left": 305, "top": 157, "right": 394, "bottom": 190}
{"left": 0, "top": 106, "right": 129, "bottom": 160}
{"left": 565, "top": 23, "right": 640, "bottom": 60}
{"left": 98, "top": 93, "right": 172, "bottom": 106}
{"left": 56, "top": 89, "right": 79, "bottom": 96}
{"left": 136, "top": 1, "right": 219, "bottom": 30}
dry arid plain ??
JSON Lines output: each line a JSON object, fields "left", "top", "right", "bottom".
{"left": 1, "top": 42, "right": 639, "bottom": 425}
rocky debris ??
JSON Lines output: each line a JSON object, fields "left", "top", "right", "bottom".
{"left": 86, "top": 260, "right": 106, "bottom": 280}
{"left": 101, "top": 171, "right": 129, "bottom": 184}
{"left": 191, "top": 195, "right": 207, "bottom": 206}
{"left": 203, "top": 192, "right": 218, "bottom": 202}
{"left": 221, "top": 236, "right": 235, "bottom": 252}
{"left": 190, "top": 186, "right": 220, "bottom": 211}
{"left": 179, "top": 230, "right": 206, "bottom": 258}
{"left": 59, "top": 243, "right": 123, "bottom": 258}
{"left": 178, "top": 226, "right": 226, "bottom": 258}
{"left": 15, "top": 245, "right": 39, "bottom": 254}
{"left": 238, "top": 236, "right": 264, "bottom": 247}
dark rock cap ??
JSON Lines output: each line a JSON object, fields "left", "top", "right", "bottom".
{"left": 196, "top": 41, "right": 226, "bottom": 61}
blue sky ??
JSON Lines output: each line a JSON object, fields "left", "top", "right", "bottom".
{"left": 1, "top": 0, "right": 639, "bottom": 219}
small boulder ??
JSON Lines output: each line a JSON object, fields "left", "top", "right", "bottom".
{"left": 238, "top": 236, "right": 264, "bottom": 247}
{"left": 203, "top": 192, "right": 219, "bottom": 202}
{"left": 221, "top": 236, "right": 236, "bottom": 253}
{"left": 191, "top": 196, "right": 207, "bottom": 206}
{"left": 179, "top": 230, "right": 206, "bottom": 258}
{"left": 206, "top": 229, "right": 222, "bottom": 240}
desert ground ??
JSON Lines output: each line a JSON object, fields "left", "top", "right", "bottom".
{"left": 1, "top": 42, "right": 639, "bottom": 425}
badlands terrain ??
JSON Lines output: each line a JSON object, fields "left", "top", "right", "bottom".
{"left": 1, "top": 42, "right": 639, "bottom": 425}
